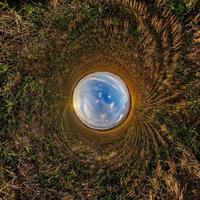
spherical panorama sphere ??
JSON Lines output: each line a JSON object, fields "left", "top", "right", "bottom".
{"left": 72, "top": 71, "right": 131, "bottom": 130}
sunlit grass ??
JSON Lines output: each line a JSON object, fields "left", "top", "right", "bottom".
{"left": 1, "top": 0, "right": 200, "bottom": 199}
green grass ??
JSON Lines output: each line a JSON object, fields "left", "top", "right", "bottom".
{"left": 1, "top": 1, "right": 200, "bottom": 199}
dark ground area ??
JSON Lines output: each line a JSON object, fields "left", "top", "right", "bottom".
{"left": 1, "top": 0, "right": 200, "bottom": 199}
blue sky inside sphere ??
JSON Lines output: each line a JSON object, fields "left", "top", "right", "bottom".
{"left": 73, "top": 72, "right": 130, "bottom": 130}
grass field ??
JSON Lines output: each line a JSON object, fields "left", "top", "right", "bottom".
{"left": 1, "top": 0, "right": 200, "bottom": 199}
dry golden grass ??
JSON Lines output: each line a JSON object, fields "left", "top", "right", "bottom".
{"left": 1, "top": 0, "right": 200, "bottom": 199}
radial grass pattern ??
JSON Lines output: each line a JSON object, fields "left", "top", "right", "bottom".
{"left": 0, "top": 0, "right": 200, "bottom": 199}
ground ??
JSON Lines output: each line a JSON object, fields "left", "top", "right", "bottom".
{"left": 0, "top": 0, "right": 200, "bottom": 199}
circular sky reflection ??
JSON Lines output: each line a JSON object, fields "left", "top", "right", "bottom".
{"left": 73, "top": 72, "right": 130, "bottom": 130}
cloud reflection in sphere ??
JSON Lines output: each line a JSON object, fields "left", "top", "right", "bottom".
{"left": 73, "top": 72, "right": 130, "bottom": 130}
